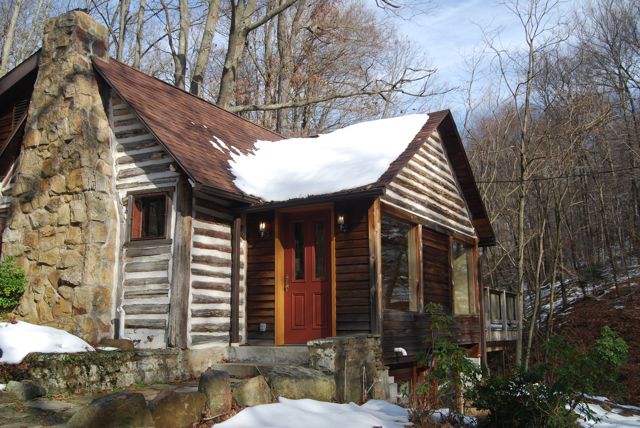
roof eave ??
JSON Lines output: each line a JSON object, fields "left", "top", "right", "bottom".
{"left": 0, "top": 51, "right": 39, "bottom": 99}
{"left": 240, "top": 186, "right": 385, "bottom": 213}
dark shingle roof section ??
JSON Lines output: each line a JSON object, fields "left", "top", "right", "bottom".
{"left": 92, "top": 58, "right": 282, "bottom": 199}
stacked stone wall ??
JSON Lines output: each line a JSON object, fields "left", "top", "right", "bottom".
{"left": 2, "top": 11, "right": 117, "bottom": 343}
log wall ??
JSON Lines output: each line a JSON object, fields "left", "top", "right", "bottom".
{"left": 111, "top": 95, "right": 179, "bottom": 348}
{"left": 187, "top": 195, "right": 241, "bottom": 348}
{"left": 381, "top": 131, "right": 476, "bottom": 239}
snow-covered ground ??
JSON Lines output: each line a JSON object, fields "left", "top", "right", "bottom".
{"left": 229, "top": 114, "right": 428, "bottom": 201}
{"left": 215, "top": 397, "right": 411, "bottom": 428}
{"left": 576, "top": 400, "right": 640, "bottom": 427}
{"left": 0, "top": 321, "right": 94, "bottom": 364}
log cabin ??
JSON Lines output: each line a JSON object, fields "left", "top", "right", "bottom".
{"left": 0, "top": 10, "right": 511, "bottom": 380}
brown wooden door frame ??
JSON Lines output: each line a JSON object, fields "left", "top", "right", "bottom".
{"left": 274, "top": 203, "right": 336, "bottom": 345}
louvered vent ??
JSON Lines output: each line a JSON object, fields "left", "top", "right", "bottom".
{"left": 12, "top": 99, "right": 29, "bottom": 127}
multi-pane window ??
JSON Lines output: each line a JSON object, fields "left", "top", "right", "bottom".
{"left": 452, "top": 241, "right": 475, "bottom": 315}
{"left": 381, "top": 215, "right": 420, "bottom": 312}
{"left": 130, "top": 194, "right": 168, "bottom": 240}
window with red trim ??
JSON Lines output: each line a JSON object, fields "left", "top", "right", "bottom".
{"left": 130, "top": 194, "right": 168, "bottom": 240}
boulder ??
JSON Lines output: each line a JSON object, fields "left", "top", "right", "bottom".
{"left": 66, "top": 391, "right": 154, "bottom": 428}
{"left": 149, "top": 388, "right": 205, "bottom": 428}
{"left": 5, "top": 380, "right": 45, "bottom": 401}
{"left": 198, "top": 370, "right": 231, "bottom": 415}
{"left": 232, "top": 375, "right": 273, "bottom": 407}
{"left": 263, "top": 366, "right": 336, "bottom": 401}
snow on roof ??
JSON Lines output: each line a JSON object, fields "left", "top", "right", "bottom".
{"left": 229, "top": 114, "right": 429, "bottom": 201}
{"left": 0, "top": 321, "right": 94, "bottom": 364}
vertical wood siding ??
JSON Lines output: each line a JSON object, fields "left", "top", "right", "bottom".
{"left": 111, "top": 95, "right": 179, "bottom": 348}
{"left": 187, "top": 195, "right": 236, "bottom": 348}
{"left": 381, "top": 131, "right": 477, "bottom": 239}
{"left": 335, "top": 201, "right": 371, "bottom": 334}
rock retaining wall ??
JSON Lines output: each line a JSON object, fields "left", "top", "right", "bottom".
{"left": 12, "top": 348, "right": 227, "bottom": 394}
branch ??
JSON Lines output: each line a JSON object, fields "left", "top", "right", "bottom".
{"left": 245, "top": 0, "right": 298, "bottom": 33}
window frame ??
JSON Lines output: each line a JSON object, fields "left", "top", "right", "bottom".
{"left": 127, "top": 190, "right": 172, "bottom": 243}
{"left": 451, "top": 239, "right": 477, "bottom": 316}
{"left": 380, "top": 213, "right": 423, "bottom": 313}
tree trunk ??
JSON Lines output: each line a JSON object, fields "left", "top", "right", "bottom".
{"left": 117, "top": 0, "right": 131, "bottom": 61}
{"left": 133, "top": 0, "right": 146, "bottom": 69}
{"left": 190, "top": 0, "right": 221, "bottom": 96}
{"left": 0, "top": 0, "right": 24, "bottom": 77}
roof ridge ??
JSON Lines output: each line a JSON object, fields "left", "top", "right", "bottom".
{"left": 95, "top": 57, "right": 283, "bottom": 140}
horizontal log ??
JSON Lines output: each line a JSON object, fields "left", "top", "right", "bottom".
{"left": 123, "top": 304, "right": 169, "bottom": 315}
{"left": 125, "top": 245, "right": 172, "bottom": 258}
{"left": 191, "top": 294, "right": 230, "bottom": 304}
{"left": 125, "top": 260, "right": 168, "bottom": 273}
{"left": 191, "top": 268, "right": 231, "bottom": 279}
{"left": 191, "top": 334, "right": 229, "bottom": 345}
{"left": 191, "top": 323, "right": 230, "bottom": 333}
{"left": 124, "top": 278, "right": 169, "bottom": 287}
{"left": 192, "top": 280, "right": 231, "bottom": 292}
{"left": 191, "top": 308, "right": 231, "bottom": 318}
{"left": 124, "top": 318, "right": 166, "bottom": 329}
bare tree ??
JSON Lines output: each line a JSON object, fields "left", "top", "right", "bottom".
{"left": 0, "top": 0, "right": 24, "bottom": 77}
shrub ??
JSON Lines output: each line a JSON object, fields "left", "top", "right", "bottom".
{"left": 469, "top": 327, "right": 628, "bottom": 427}
{"left": 410, "top": 304, "right": 481, "bottom": 426}
{"left": 0, "top": 256, "right": 27, "bottom": 312}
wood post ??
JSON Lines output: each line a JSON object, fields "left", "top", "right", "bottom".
{"left": 168, "top": 176, "right": 192, "bottom": 348}
{"left": 368, "top": 198, "right": 382, "bottom": 335}
{"left": 478, "top": 250, "right": 488, "bottom": 371}
{"left": 230, "top": 216, "right": 242, "bottom": 344}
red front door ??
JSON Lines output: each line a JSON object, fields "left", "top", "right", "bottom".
{"left": 283, "top": 210, "right": 332, "bottom": 344}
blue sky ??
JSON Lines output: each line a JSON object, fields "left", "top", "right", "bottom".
{"left": 388, "top": 0, "right": 578, "bottom": 116}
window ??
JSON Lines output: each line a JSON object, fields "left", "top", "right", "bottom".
{"left": 452, "top": 241, "right": 475, "bottom": 315}
{"left": 130, "top": 194, "right": 168, "bottom": 240}
{"left": 381, "top": 215, "right": 420, "bottom": 312}
{"left": 294, "top": 222, "right": 305, "bottom": 280}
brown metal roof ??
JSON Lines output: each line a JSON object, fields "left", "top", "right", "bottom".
{"left": 92, "top": 58, "right": 282, "bottom": 201}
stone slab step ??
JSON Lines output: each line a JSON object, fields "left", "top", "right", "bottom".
{"left": 228, "top": 346, "right": 309, "bottom": 365}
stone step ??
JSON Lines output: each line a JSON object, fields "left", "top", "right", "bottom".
{"left": 228, "top": 345, "right": 309, "bottom": 365}
{"left": 212, "top": 363, "right": 261, "bottom": 379}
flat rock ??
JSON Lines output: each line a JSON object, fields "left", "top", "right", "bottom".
{"left": 5, "top": 380, "right": 45, "bottom": 401}
{"left": 149, "top": 387, "right": 205, "bottom": 428}
{"left": 232, "top": 375, "right": 273, "bottom": 407}
{"left": 66, "top": 391, "right": 154, "bottom": 428}
{"left": 198, "top": 369, "right": 231, "bottom": 415}
{"left": 98, "top": 338, "right": 135, "bottom": 351}
{"left": 263, "top": 366, "right": 336, "bottom": 401}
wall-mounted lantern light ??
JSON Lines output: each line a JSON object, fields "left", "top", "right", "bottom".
{"left": 259, "top": 221, "right": 269, "bottom": 239}
{"left": 336, "top": 214, "right": 347, "bottom": 233}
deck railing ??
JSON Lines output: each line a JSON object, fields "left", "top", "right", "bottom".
{"left": 484, "top": 287, "right": 519, "bottom": 342}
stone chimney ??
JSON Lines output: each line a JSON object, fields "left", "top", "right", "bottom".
{"left": 3, "top": 10, "right": 117, "bottom": 343}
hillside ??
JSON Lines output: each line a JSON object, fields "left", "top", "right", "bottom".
{"left": 551, "top": 275, "right": 640, "bottom": 405}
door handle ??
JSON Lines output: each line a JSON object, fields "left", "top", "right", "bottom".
{"left": 285, "top": 274, "right": 290, "bottom": 291}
